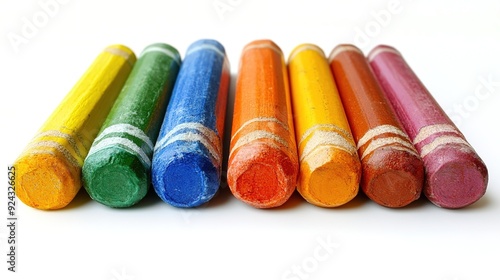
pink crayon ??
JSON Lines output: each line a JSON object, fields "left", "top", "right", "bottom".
{"left": 368, "top": 45, "right": 488, "bottom": 209}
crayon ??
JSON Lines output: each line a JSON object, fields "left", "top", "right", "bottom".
{"left": 152, "top": 39, "right": 230, "bottom": 208}
{"left": 329, "top": 45, "right": 424, "bottom": 208}
{"left": 227, "top": 40, "right": 299, "bottom": 208}
{"left": 368, "top": 45, "right": 488, "bottom": 208}
{"left": 288, "top": 44, "right": 361, "bottom": 207}
{"left": 82, "top": 43, "right": 181, "bottom": 208}
{"left": 14, "top": 45, "right": 136, "bottom": 210}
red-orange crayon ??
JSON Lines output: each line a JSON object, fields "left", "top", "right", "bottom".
{"left": 227, "top": 40, "right": 299, "bottom": 208}
{"left": 329, "top": 45, "right": 424, "bottom": 208}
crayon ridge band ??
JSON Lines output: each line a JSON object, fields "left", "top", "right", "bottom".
{"left": 288, "top": 44, "right": 325, "bottom": 62}
{"left": 87, "top": 123, "right": 154, "bottom": 168}
{"left": 413, "top": 124, "right": 463, "bottom": 144}
{"left": 231, "top": 117, "right": 290, "bottom": 137}
{"left": 242, "top": 43, "right": 283, "bottom": 56}
{"left": 88, "top": 137, "right": 152, "bottom": 168}
{"left": 328, "top": 45, "right": 363, "bottom": 62}
{"left": 230, "top": 130, "right": 290, "bottom": 157}
{"left": 419, "top": 135, "right": 473, "bottom": 158}
{"left": 154, "top": 122, "right": 222, "bottom": 166}
{"left": 413, "top": 124, "right": 475, "bottom": 158}
{"left": 298, "top": 124, "right": 352, "bottom": 146}
{"left": 356, "top": 125, "right": 418, "bottom": 160}
{"left": 140, "top": 46, "right": 181, "bottom": 66}
{"left": 157, "top": 131, "right": 221, "bottom": 166}
{"left": 357, "top": 125, "right": 410, "bottom": 148}
{"left": 360, "top": 137, "right": 418, "bottom": 160}
{"left": 25, "top": 141, "right": 81, "bottom": 167}
{"left": 33, "top": 130, "right": 84, "bottom": 159}
{"left": 299, "top": 129, "right": 357, "bottom": 162}
{"left": 154, "top": 122, "right": 221, "bottom": 153}
{"left": 94, "top": 124, "right": 154, "bottom": 150}
{"left": 104, "top": 46, "right": 135, "bottom": 67}
{"left": 367, "top": 45, "right": 401, "bottom": 62}
{"left": 186, "top": 44, "right": 226, "bottom": 58}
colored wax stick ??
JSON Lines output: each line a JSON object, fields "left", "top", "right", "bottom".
{"left": 329, "top": 45, "right": 424, "bottom": 208}
{"left": 227, "top": 40, "right": 299, "bottom": 208}
{"left": 368, "top": 45, "right": 488, "bottom": 208}
{"left": 82, "top": 43, "right": 181, "bottom": 208}
{"left": 288, "top": 44, "right": 361, "bottom": 207}
{"left": 152, "top": 39, "right": 230, "bottom": 208}
{"left": 14, "top": 45, "right": 136, "bottom": 210}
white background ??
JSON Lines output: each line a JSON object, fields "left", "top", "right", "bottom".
{"left": 1, "top": 0, "right": 500, "bottom": 279}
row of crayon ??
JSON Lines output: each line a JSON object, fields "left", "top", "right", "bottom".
{"left": 13, "top": 39, "right": 488, "bottom": 211}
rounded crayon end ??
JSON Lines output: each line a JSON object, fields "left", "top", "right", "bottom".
{"left": 367, "top": 45, "right": 401, "bottom": 62}
{"left": 141, "top": 43, "right": 181, "bottom": 65}
{"left": 227, "top": 142, "right": 298, "bottom": 208}
{"left": 328, "top": 44, "right": 363, "bottom": 63}
{"left": 298, "top": 147, "right": 361, "bottom": 207}
{"left": 187, "top": 39, "right": 226, "bottom": 56}
{"left": 104, "top": 44, "right": 137, "bottom": 66}
{"left": 152, "top": 152, "right": 220, "bottom": 208}
{"left": 243, "top": 39, "right": 283, "bottom": 56}
{"left": 362, "top": 148, "right": 424, "bottom": 208}
{"left": 425, "top": 147, "right": 488, "bottom": 209}
{"left": 15, "top": 153, "right": 80, "bottom": 210}
{"left": 288, "top": 43, "right": 325, "bottom": 62}
{"left": 83, "top": 149, "right": 148, "bottom": 208}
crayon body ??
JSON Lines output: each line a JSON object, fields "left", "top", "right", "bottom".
{"left": 152, "top": 39, "right": 230, "bottom": 208}
{"left": 330, "top": 45, "right": 424, "bottom": 208}
{"left": 288, "top": 44, "right": 361, "bottom": 207}
{"left": 368, "top": 45, "right": 488, "bottom": 208}
{"left": 82, "top": 43, "right": 181, "bottom": 208}
{"left": 227, "top": 40, "right": 299, "bottom": 208}
{"left": 14, "top": 45, "right": 136, "bottom": 210}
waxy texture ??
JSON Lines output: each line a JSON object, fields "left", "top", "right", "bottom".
{"left": 330, "top": 44, "right": 424, "bottom": 208}
{"left": 152, "top": 39, "right": 230, "bottom": 208}
{"left": 368, "top": 45, "right": 488, "bottom": 208}
{"left": 228, "top": 40, "right": 299, "bottom": 208}
{"left": 83, "top": 43, "right": 180, "bottom": 208}
{"left": 15, "top": 45, "right": 136, "bottom": 209}
{"left": 288, "top": 44, "right": 361, "bottom": 207}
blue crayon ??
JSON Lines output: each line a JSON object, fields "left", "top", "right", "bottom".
{"left": 152, "top": 39, "right": 230, "bottom": 207}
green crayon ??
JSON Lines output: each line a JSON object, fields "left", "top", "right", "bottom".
{"left": 82, "top": 43, "right": 181, "bottom": 207}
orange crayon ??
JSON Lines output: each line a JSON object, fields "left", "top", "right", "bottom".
{"left": 227, "top": 40, "right": 299, "bottom": 208}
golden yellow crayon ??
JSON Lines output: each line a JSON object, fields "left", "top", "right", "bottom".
{"left": 14, "top": 45, "right": 136, "bottom": 210}
{"left": 288, "top": 44, "right": 361, "bottom": 207}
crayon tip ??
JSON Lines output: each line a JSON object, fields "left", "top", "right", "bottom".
{"left": 298, "top": 148, "right": 360, "bottom": 207}
{"left": 15, "top": 153, "right": 79, "bottom": 210}
{"left": 228, "top": 142, "right": 297, "bottom": 208}
{"left": 362, "top": 148, "right": 424, "bottom": 208}
{"left": 153, "top": 152, "right": 219, "bottom": 208}
{"left": 425, "top": 147, "right": 488, "bottom": 209}
{"left": 83, "top": 149, "right": 148, "bottom": 208}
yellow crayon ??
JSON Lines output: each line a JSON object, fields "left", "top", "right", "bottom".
{"left": 288, "top": 44, "right": 361, "bottom": 207}
{"left": 14, "top": 45, "right": 136, "bottom": 210}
